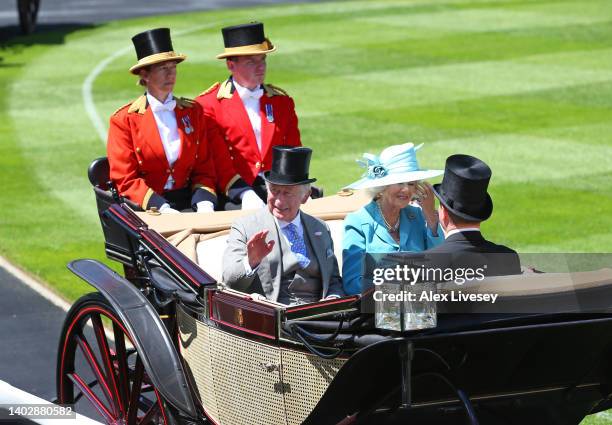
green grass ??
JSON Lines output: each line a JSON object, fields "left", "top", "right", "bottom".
{"left": 2, "top": 3, "right": 612, "bottom": 421}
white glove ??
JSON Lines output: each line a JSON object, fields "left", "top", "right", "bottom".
{"left": 159, "top": 203, "right": 180, "bottom": 214}
{"left": 196, "top": 200, "right": 215, "bottom": 213}
{"left": 240, "top": 189, "right": 266, "bottom": 210}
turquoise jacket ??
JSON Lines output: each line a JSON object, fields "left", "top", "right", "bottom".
{"left": 342, "top": 200, "right": 444, "bottom": 295}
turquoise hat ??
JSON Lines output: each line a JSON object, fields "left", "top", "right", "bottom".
{"left": 345, "top": 143, "right": 443, "bottom": 190}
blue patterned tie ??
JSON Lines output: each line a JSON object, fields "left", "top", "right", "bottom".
{"left": 283, "top": 223, "right": 310, "bottom": 269}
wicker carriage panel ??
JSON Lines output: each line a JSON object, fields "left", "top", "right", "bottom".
{"left": 209, "top": 327, "right": 288, "bottom": 425}
{"left": 177, "top": 308, "right": 220, "bottom": 423}
{"left": 280, "top": 349, "right": 346, "bottom": 425}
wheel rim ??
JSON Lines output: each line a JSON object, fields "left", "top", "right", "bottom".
{"left": 58, "top": 304, "right": 168, "bottom": 425}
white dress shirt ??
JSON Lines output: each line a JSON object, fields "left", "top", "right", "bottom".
{"left": 147, "top": 92, "right": 180, "bottom": 190}
{"left": 233, "top": 80, "right": 264, "bottom": 153}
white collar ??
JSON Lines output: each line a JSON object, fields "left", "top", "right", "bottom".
{"left": 276, "top": 211, "right": 302, "bottom": 230}
{"left": 233, "top": 79, "right": 263, "bottom": 99}
{"left": 446, "top": 228, "right": 481, "bottom": 238}
{"left": 146, "top": 92, "right": 175, "bottom": 110}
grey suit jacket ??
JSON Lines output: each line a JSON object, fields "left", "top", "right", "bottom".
{"left": 222, "top": 208, "right": 345, "bottom": 302}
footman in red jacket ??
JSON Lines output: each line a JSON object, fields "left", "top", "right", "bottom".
{"left": 196, "top": 22, "right": 301, "bottom": 210}
{"left": 108, "top": 28, "right": 240, "bottom": 213}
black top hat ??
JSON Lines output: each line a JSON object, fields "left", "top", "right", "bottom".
{"left": 217, "top": 22, "right": 276, "bottom": 59}
{"left": 432, "top": 154, "right": 493, "bottom": 222}
{"left": 264, "top": 146, "right": 317, "bottom": 186}
{"left": 129, "top": 28, "right": 186, "bottom": 74}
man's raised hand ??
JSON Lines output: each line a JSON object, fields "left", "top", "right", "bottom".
{"left": 247, "top": 230, "right": 275, "bottom": 269}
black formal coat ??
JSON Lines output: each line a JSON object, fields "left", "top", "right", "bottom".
{"left": 424, "top": 230, "right": 521, "bottom": 277}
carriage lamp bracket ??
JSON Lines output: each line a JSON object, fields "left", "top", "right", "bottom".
{"left": 399, "top": 340, "right": 414, "bottom": 409}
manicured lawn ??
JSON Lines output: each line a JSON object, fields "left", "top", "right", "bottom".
{"left": 1, "top": 2, "right": 612, "bottom": 421}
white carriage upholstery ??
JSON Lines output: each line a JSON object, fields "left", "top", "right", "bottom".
{"left": 136, "top": 191, "right": 370, "bottom": 281}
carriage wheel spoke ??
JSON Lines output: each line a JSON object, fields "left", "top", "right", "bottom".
{"left": 75, "top": 333, "right": 118, "bottom": 415}
{"left": 113, "top": 322, "right": 130, "bottom": 412}
{"left": 127, "top": 356, "right": 145, "bottom": 424}
{"left": 92, "top": 313, "right": 125, "bottom": 416}
{"left": 138, "top": 402, "right": 160, "bottom": 424}
{"left": 60, "top": 300, "right": 167, "bottom": 425}
{"left": 68, "top": 373, "right": 116, "bottom": 424}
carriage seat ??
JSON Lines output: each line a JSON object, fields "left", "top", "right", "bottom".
{"left": 136, "top": 191, "right": 372, "bottom": 283}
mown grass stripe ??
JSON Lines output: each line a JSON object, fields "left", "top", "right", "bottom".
{"left": 359, "top": 5, "right": 612, "bottom": 34}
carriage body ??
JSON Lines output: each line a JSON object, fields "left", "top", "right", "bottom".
{"left": 56, "top": 159, "right": 612, "bottom": 425}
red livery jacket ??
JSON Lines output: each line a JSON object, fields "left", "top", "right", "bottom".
{"left": 107, "top": 94, "right": 219, "bottom": 210}
{"left": 196, "top": 78, "right": 301, "bottom": 191}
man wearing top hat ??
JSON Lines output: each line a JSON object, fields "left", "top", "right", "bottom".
{"left": 196, "top": 22, "right": 301, "bottom": 210}
{"left": 223, "top": 146, "right": 344, "bottom": 305}
{"left": 426, "top": 154, "right": 521, "bottom": 276}
{"left": 107, "top": 28, "right": 246, "bottom": 212}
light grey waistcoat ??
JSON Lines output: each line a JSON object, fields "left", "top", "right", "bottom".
{"left": 277, "top": 227, "right": 322, "bottom": 305}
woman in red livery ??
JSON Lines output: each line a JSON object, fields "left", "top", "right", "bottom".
{"left": 108, "top": 28, "right": 242, "bottom": 213}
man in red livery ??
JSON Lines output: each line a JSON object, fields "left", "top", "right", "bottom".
{"left": 196, "top": 22, "right": 301, "bottom": 210}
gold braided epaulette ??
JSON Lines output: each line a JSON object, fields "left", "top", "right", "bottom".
{"left": 176, "top": 97, "right": 196, "bottom": 109}
{"left": 112, "top": 102, "right": 131, "bottom": 116}
{"left": 127, "top": 95, "right": 147, "bottom": 114}
{"left": 216, "top": 79, "right": 233, "bottom": 99}
{"left": 264, "top": 83, "right": 289, "bottom": 97}
{"left": 199, "top": 82, "right": 220, "bottom": 97}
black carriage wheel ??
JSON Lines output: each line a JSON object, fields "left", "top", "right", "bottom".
{"left": 17, "top": 0, "right": 40, "bottom": 35}
{"left": 57, "top": 292, "right": 171, "bottom": 425}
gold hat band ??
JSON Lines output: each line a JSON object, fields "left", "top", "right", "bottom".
{"left": 216, "top": 39, "right": 276, "bottom": 59}
{"left": 129, "top": 51, "right": 187, "bottom": 74}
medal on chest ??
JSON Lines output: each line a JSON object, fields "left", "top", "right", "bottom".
{"left": 181, "top": 115, "right": 194, "bottom": 134}
{"left": 265, "top": 103, "right": 274, "bottom": 123}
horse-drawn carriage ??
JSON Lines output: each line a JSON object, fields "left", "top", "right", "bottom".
{"left": 55, "top": 158, "right": 612, "bottom": 424}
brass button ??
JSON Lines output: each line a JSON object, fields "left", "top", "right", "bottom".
{"left": 228, "top": 146, "right": 233, "bottom": 151}
{"left": 196, "top": 140, "right": 199, "bottom": 145}
{"left": 230, "top": 156, "right": 234, "bottom": 160}
{"left": 255, "top": 161, "right": 261, "bottom": 169}
{"left": 138, "top": 160, "right": 143, "bottom": 165}
{"left": 171, "top": 168, "right": 174, "bottom": 173}
{"left": 136, "top": 147, "right": 141, "bottom": 153}
{"left": 166, "top": 168, "right": 171, "bottom": 174}
{"left": 195, "top": 154, "right": 199, "bottom": 159}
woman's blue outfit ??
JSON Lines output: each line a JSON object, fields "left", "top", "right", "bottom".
{"left": 342, "top": 200, "right": 444, "bottom": 295}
